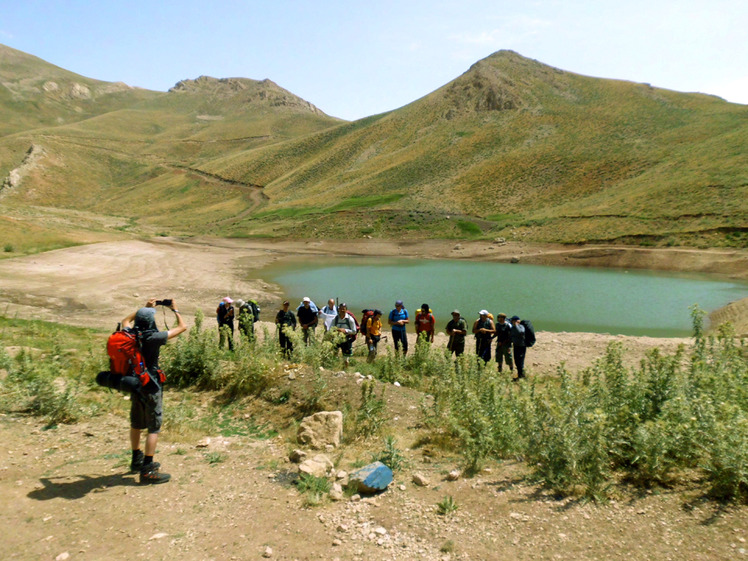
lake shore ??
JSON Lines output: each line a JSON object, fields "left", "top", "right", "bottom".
{"left": 0, "top": 237, "right": 745, "bottom": 370}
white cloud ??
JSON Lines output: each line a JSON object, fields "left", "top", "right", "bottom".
{"left": 0, "top": 30, "right": 15, "bottom": 40}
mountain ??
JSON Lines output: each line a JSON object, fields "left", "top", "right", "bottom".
{"left": 0, "top": 44, "right": 160, "bottom": 136}
{"left": 1, "top": 46, "right": 746, "bottom": 253}
{"left": 201, "top": 50, "right": 748, "bottom": 244}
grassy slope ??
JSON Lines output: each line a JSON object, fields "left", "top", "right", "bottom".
{"left": 204, "top": 52, "right": 748, "bottom": 244}
{"left": 1, "top": 47, "right": 746, "bottom": 250}
{"left": 0, "top": 53, "right": 343, "bottom": 251}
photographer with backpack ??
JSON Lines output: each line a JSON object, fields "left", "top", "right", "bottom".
{"left": 121, "top": 299, "right": 186, "bottom": 484}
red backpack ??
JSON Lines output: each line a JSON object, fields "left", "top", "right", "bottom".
{"left": 106, "top": 328, "right": 151, "bottom": 386}
{"left": 359, "top": 309, "right": 375, "bottom": 336}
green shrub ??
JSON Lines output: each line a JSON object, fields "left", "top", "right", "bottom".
{"left": 371, "top": 436, "right": 409, "bottom": 471}
{"left": 163, "top": 310, "right": 222, "bottom": 388}
{"left": 422, "top": 308, "right": 748, "bottom": 501}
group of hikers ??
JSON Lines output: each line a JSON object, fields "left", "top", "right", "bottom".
{"left": 111, "top": 295, "right": 534, "bottom": 486}
{"left": 216, "top": 296, "right": 535, "bottom": 376}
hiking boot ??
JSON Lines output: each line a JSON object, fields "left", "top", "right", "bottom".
{"left": 140, "top": 464, "right": 170, "bottom": 484}
{"left": 130, "top": 450, "right": 144, "bottom": 472}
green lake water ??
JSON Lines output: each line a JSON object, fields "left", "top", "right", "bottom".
{"left": 257, "top": 258, "right": 747, "bottom": 337}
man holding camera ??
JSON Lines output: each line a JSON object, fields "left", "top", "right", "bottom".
{"left": 121, "top": 298, "right": 186, "bottom": 484}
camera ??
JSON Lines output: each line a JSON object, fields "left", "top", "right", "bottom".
{"left": 155, "top": 299, "right": 173, "bottom": 307}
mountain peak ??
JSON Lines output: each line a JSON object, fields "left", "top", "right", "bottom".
{"left": 168, "top": 75, "right": 327, "bottom": 116}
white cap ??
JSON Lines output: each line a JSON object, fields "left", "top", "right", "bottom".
{"left": 302, "top": 297, "right": 311, "bottom": 302}
{"left": 479, "top": 309, "right": 489, "bottom": 316}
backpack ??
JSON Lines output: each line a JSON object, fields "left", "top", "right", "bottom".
{"left": 347, "top": 312, "right": 360, "bottom": 341}
{"left": 359, "top": 309, "right": 374, "bottom": 336}
{"left": 96, "top": 327, "right": 149, "bottom": 392}
{"left": 248, "top": 299, "right": 261, "bottom": 321}
{"left": 520, "top": 319, "right": 536, "bottom": 347}
{"left": 241, "top": 300, "right": 261, "bottom": 322}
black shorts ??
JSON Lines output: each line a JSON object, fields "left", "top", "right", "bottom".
{"left": 130, "top": 385, "right": 163, "bottom": 433}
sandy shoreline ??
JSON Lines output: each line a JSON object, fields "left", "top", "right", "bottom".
{"left": 0, "top": 236, "right": 745, "bottom": 373}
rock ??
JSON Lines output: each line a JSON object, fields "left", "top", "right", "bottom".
{"left": 262, "top": 545, "right": 273, "bottom": 557}
{"left": 447, "top": 470, "right": 461, "bottom": 481}
{"left": 412, "top": 472, "right": 430, "bottom": 487}
{"left": 510, "top": 257, "right": 520, "bottom": 263}
{"left": 297, "top": 411, "right": 343, "bottom": 449}
{"left": 329, "top": 482, "right": 344, "bottom": 501}
{"left": 289, "top": 449, "right": 307, "bottom": 463}
{"left": 55, "top": 553, "right": 70, "bottom": 561}
{"left": 348, "top": 462, "right": 393, "bottom": 494}
{"left": 298, "top": 454, "right": 334, "bottom": 478}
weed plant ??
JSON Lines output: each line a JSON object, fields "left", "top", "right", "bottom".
{"left": 296, "top": 473, "right": 331, "bottom": 507}
{"left": 371, "top": 436, "right": 409, "bottom": 471}
{"left": 436, "top": 495, "right": 459, "bottom": 516}
{"left": 423, "top": 308, "right": 748, "bottom": 501}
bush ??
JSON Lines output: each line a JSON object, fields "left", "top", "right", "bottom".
{"left": 423, "top": 308, "right": 748, "bottom": 501}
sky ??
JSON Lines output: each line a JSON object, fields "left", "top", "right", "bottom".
{"left": 2, "top": 0, "right": 747, "bottom": 121}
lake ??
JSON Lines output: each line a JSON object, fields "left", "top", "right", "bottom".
{"left": 257, "top": 258, "right": 747, "bottom": 337}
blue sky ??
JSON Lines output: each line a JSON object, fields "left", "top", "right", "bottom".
{"left": 2, "top": 0, "right": 746, "bottom": 120}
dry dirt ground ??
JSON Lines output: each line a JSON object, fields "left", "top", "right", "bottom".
{"left": 1, "top": 237, "right": 747, "bottom": 561}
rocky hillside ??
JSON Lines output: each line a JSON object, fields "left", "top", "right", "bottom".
{"left": 169, "top": 75, "right": 328, "bottom": 116}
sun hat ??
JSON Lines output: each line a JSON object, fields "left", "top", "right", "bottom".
{"left": 452, "top": 310, "right": 461, "bottom": 315}
{"left": 395, "top": 300, "right": 404, "bottom": 307}
{"left": 479, "top": 309, "right": 489, "bottom": 316}
{"left": 302, "top": 297, "right": 311, "bottom": 303}
{"left": 134, "top": 307, "right": 157, "bottom": 331}
{"left": 235, "top": 299, "right": 245, "bottom": 308}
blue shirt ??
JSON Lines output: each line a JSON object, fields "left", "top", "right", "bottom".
{"left": 389, "top": 308, "right": 409, "bottom": 332}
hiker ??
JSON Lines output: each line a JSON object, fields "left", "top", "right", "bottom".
{"left": 494, "top": 312, "right": 513, "bottom": 373}
{"left": 330, "top": 302, "right": 357, "bottom": 366}
{"left": 235, "top": 298, "right": 260, "bottom": 341}
{"left": 510, "top": 315, "right": 527, "bottom": 379}
{"left": 446, "top": 310, "right": 468, "bottom": 356}
{"left": 472, "top": 309, "right": 495, "bottom": 363}
{"left": 318, "top": 298, "right": 337, "bottom": 331}
{"left": 365, "top": 309, "right": 383, "bottom": 363}
{"left": 297, "top": 297, "right": 319, "bottom": 345}
{"left": 121, "top": 299, "right": 186, "bottom": 484}
{"left": 275, "top": 300, "right": 297, "bottom": 358}
{"left": 415, "top": 303, "right": 436, "bottom": 343}
{"left": 216, "top": 296, "right": 235, "bottom": 350}
{"left": 388, "top": 300, "right": 409, "bottom": 356}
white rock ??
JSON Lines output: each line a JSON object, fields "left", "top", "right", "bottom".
{"left": 412, "top": 473, "right": 430, "bottom": 487}
{"left": 298, "top": 454, "right": 334, "bottom": 478}
{"left": 297, "top": 411, "right": 343, "bottom": 449}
